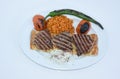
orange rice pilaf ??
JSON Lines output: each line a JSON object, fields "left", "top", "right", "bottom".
{"left": 45, "top": 15, "right": 74, "bottom": 36}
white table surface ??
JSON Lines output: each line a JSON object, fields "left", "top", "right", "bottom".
{"left": 0, "top": 0, "right": 120, "bottom": 79}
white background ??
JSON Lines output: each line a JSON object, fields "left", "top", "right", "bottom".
{"left": 0, "top": 0, "right": 120, "bottom": 79}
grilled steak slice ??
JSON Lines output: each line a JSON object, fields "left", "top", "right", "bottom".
{"left": 52, "top": 32, "right": 73, "bottom": 52}
{"left": 72, "top": 34, "right": 94, "bottom": 56}
{"left": 33, "top": 30, "right": 53, "bottom": 50}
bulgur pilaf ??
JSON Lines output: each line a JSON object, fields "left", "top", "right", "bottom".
{"left": 45, "top": 15, "right": 74, "bottom": 36}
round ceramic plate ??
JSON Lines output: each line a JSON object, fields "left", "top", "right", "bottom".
{"left": 19, "top": 10, "right": 107, "bottom": 70}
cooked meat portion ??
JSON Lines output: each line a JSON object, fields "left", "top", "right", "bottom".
{"left": 33, "top": 30, "right": 53, "bottom": 50}
{"left": 31, "top": 29, "right": 98, "bottom": 56}
{"left": 72, "top": 34, "right": 94, "bottom": 56}
{"left": 52, "top": 32, "right": 73, "bottom": 52}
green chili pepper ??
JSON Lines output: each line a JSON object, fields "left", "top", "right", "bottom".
{"left": 45, "top": 9, "right": 104, "bottom": 30}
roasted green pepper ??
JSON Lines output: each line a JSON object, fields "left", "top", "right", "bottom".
{"left": 45, "top": 9, "right": 104, "bottom": 30}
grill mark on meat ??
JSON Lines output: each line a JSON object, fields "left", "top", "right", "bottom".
{"left": 79, "top": 35, "right": 88, "bottom": 52}
{"left": 41, "top": 30, "right": 51, "bottom": 40}
{"left": 34, "top": 40, "right": 44, "bottom": 50}
{"left": 83, "top": 35, "right": 93, "bottom": 52}
{"left": 34, "top": 39, "right": 41, "bottom": 47}
{"left": 53, "top": 36, "right": 72, "bottom": 45}
{"left": 37, "top": 33, "right": 52, "bottom": 49}
{"left": 82, "top": 35, "right": 89, "bottom": 49}
{"left": 52, "top": 32, "right": 73, "bottom": 52}
{"left": 86, "top": 35, "right": 94, "bottom": 52}
{"left": 36, "top": 35, "right": 50, "bottom": 49}
{"left": 37, "top": 32, "right": 49, "bottom": 42}
{"left": 53, "top": 40, "right": 72, "bottom": 50}
{"left": 53, "top": 38, "right": 72, "bottom": 50}
{"left": 76, "top": 34, "right": 85, "bottom": 53}
{"left": 57, "top": 34, "right": 72, "bottom": 42}
{"left": 79, "top": 35, "right": 94, "bottom": 53}
{"left": 53, "top": 41, "right": 72, "bottom": 51}
{"left": 84, "top": 35, "right": 92, "bottom": 45}
{"left": 73, "top": 35, "right": 83, "bottom": 53}
{"left": 34, "top": 38, "right": 45, "bottom": 50}
{"left": 75, "top": 35, "right": 83, "bottom": 53}
{"left": 61, "top": 32, "right": 70, "bottom": 36}
{"left": 33, "top": 30, "right": 53, "bottom": 50}
{"left": 59, "top": 32, "right": 72, "bottom": 42}
{"left": 84, "top": 35, "right": 93, "bottom": 47}
{"left": 72, "top": 36, "right": 79, "bottom": 52}
{"left": 78, "top": 35, "right": 85, "bottom": 52}
{"left": 59, "top": 35, "right": 71, "bottom": 42}
{"left": 88, "top": 35, "right": 93, "bottom": 44}
{"left": 87, "top": 35, "right": 94, "bottom": 52}
{"left": 41, "top": 30, "right": 52, "bottom": 47}
{"left": 35, "top": 37, "right": 48, "bottom": 50}
{"left": 72, "top": 34, "right": 95, "bottom": 56}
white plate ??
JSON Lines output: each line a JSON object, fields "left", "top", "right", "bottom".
{"left": 19, "top": 10, "right": 108, "bottom": 70}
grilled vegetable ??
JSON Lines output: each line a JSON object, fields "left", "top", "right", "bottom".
{"left": 76, "top": 20, "right": 91, "bottom": 34}
{"left": 33, "top": 15, "right": 45, "bottom": 31}
{"left": 45, "top": 9, "right": 104, "bottom": 30}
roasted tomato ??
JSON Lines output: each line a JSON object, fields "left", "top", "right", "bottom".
{"left": 33, "top": 15, "right": 46, "bottom": 31}
{"left": 76, "top": 20, "right": 91, "bottom": 34}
